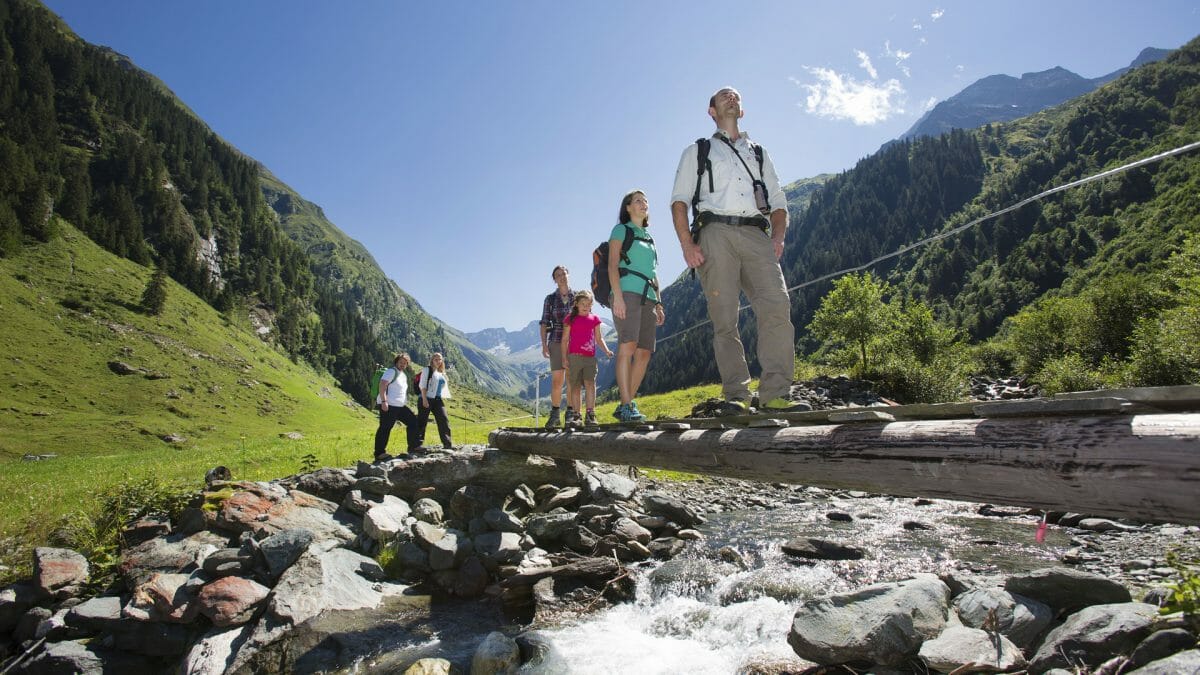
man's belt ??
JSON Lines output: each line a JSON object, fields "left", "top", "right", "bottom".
{"left": 698, "top": 212, "right": 768, "bottom": 228}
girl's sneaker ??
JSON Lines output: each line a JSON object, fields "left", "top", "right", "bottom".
{"left": 612, "top": 403, "right": 628, "bottom": 420}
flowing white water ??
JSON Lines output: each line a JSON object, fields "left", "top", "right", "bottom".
{"left": 523, "top": 493, "right": 1066, "bottom": 673}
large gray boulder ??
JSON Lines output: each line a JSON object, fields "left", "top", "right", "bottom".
{"left": 471, "top": 630, "right": 520, "bottom": 675}
{"left": 918, "top": 626, "right": 1026, "bottom": 673}
{"left": 953, "top": 587, "right": 1053, "bottom": 650}
{"left": 585, "top": 471, "right": 638, "bottom": 503}
{"left": 295, "top": 468, "right": 355, "bottom": 503}
{"left": 1004, "top": 567, "right": 1131, "bottom": 616}
{"left": 363, "top": 497, "right": 413, "bottom": 542}
{"left": 641, "top": 492, "right": 705, "bottom": 528}
{"left": 257, "top": 528, "right": 314, "bottom": 580}
{"left": 788, "top": 574, "right": 951, "bottom": 666}
{"left": 1029, "top": 602, "right": 1159, "bottom": 672}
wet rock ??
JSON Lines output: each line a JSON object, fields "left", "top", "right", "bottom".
{"left": 472, "top": 631, "right": 520, "bottom": 675}
{"left": 404, "top": 658, "right": 456, "bottom": 674}
{"left": 1077, "top": 518, "right": 1138, "bottom": 532}
{"left": 825, "top": 511, "right": 853, "bottom": 522}
{"left": 33, "top": 547, "right": 89, "bottom": 598}
{"left": 515, "top": 630, "right": 557, "bottom": 668}
{"left": 1029, "top": 602, "right": 1159, "bottom": 672}
{"left": 953, "top": 587, "right": 1053, "bottom": 650}
{"left": 918, "top": 625, "right": 1026, "bottom": 672}
{"left": 781, "top": 538, "right": 865, "bottom": 561}
{"left": 1005, "top": 567, "right": 1131, "bottom": 616}
{"left": 902, "top": 520, "right": 933, "bottom": 531}
{"left": 196, "top": 576, "right": 270, "bottom": 627}
{"left": 788, "top": 575, "right": 951, "bottom": 667}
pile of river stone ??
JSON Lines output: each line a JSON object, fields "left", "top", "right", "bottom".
{"left": 786, "top": 567, "right": 1199, "bottom": 672}
{"left": 0, "top": 447, "right": 706, "bottom": 674}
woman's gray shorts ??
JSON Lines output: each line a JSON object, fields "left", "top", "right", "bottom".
{"left": 613, "top": 291, "right": 657, "bottom": 351}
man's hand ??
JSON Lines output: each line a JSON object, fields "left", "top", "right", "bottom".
{"left": 682, "top": 241, "right": 705, "bottom": 268}
{"left": 772, "top": 238, "right": 784, "bottom": 260}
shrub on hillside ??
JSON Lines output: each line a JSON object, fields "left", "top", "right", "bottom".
{"left": 869, "top": 351, "right": 971, "bottom": 404}
{"left": 1033, "top": 352, "right": 1108, "bottom": 396}
{"left": 52, "top": 477, "right": 192, "bottom": 593}
{"left": 1126, "top": 305, "right": 1200, "bottom": 386}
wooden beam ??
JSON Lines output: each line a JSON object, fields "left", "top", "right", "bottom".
{"left": 489, "top": 413, "right": 1200, "bottom": 524}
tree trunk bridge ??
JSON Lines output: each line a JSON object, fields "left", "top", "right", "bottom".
{"left": 490, "top": 386, "right": 1200, "bottom": 525}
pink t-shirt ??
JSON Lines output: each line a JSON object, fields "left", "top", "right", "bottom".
{"left": 566, "top": 313, "right": 602, "bottom": 356}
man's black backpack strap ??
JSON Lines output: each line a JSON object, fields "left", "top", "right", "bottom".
{"left": 690, "top": 138, "right": 712, "bottom": 237}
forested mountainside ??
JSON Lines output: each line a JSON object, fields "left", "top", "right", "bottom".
{"left": 645, "top": 35, "right": 1200, "bottom": 395}
{"left": 0, "top": 0, "right": 521, "bottom": 403}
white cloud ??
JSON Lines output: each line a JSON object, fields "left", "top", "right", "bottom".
{"left": 923, "top": 96, "right": 939, "bottom": 111}
{"left": 931, "top": 8, "right": 944, "bottom": 21}
{"left": 792, "top": 68, "right": 906, "bottom": 125}
{"left": 855, "top": 50, "right": 878, "bottom": 79}
{"left": 954, "top": 64, "right": 965, "bottom": 78}
{"left": 912, "top": 20, "right": 923, "bottom": 30}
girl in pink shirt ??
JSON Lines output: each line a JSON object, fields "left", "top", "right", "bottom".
{"left": 561, "top": 290, "right": 613, "bottom": 426}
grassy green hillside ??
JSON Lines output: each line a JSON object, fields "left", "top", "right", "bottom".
{"left": 0, "top": 221, "right": 529, "bottom": 579}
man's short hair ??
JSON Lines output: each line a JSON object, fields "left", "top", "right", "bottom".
{"left": 709, "top": 86, "right": 739, "bottom": 109}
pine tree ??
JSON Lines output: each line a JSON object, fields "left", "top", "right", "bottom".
{"left": 140, "top": 264, "right": 168, "bottom": 315}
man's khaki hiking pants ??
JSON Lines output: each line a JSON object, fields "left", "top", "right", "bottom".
{"left": 696, "top": 221, "right": 795, "bottom": 403}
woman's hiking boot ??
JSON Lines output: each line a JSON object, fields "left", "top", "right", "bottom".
{"left": 565, "top": 408, "right": 581, "bottom": 428}
{"left": 545, "top": 407, "right": 562, "bottom": 429}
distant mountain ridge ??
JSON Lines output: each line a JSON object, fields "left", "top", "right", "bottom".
{"left": 902, "top": 47, "right": 1172, "bottom": 140}
{"left": 467, "top": 320, "right": 542, "bottom": 355}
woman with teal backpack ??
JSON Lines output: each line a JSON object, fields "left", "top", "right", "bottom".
{"left": 607, "top": 189, "right": 664, "bottom": 423}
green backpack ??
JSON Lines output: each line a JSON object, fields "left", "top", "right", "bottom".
{"left": 369, "top": 365, "right": 389, "bottom": 403}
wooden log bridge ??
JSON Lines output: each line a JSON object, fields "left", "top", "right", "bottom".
{"left": 489, "top": 387, "right": 1200, "bottom": 524}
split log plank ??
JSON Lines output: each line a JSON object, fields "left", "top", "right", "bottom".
{"left": 490, "top": 413, "right": 1200, "bottom": 524}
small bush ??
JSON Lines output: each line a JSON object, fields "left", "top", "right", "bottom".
{"left": 1125, "top": 305, "right": 1200, "bottom": 386}
{"left": 870, "top": 352, "right": 971, "bottom": 404}
{"left": 1160, "top": 548, "right": 1200, "bottom": 631}
{"left": 52, "top": 477, "right": 192, "bottom": 593}
{"left": 970, "top": 341, "right": 1017, "bottom": 377}
{"left": 377, "top": 540, "right": 405, "bottom": 579}
{"left": 1033, "top": 353, "right": 1106, "bottom": 396}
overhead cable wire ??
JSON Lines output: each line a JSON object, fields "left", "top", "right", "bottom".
{"left": 656, "top": 139, "right": 1200, "bottom": 345}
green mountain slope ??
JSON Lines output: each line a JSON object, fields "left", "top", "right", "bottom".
{"left": 648, "top": 36, "right": 1200, "bottom": 394}
{"left": 0, "top": 219, "right": 373, "bottom": 458}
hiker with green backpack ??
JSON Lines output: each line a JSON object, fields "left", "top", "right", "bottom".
{"left": 373, "top": 353, "right": 419, "bottom": 462}
{"left": 670, "top": 86, "right": 795, "bottom": 414}
{"left": 603, "top": 189, "right": 664, "bottom": 423}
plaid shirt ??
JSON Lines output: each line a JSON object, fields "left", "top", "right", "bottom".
{"left": 540, "top": 288, "right": 574, "bottom": 344}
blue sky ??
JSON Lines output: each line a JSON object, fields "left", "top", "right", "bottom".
{"left": 42, "top": 1, "right": 1200, "bottom": 333}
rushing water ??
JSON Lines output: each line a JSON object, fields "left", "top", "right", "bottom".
{"left": 334, "top": 492, "right": 1071, "bottom": 674}
{"left": 522, "top": 493, "right": 1070, "bottom": 674}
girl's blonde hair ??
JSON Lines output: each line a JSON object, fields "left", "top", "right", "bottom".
{"left": 428, "top": 352, "right": 446, "bottom": 374}
{"left": 568, "top": 289, "right": 594, "bottom": 321}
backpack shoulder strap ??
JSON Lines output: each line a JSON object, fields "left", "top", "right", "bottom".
{"left": 691, "top": 138, "right": 712, "bottom": 220}
{"left": 618, "top": 223, "right": 635, "bottom": 264}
